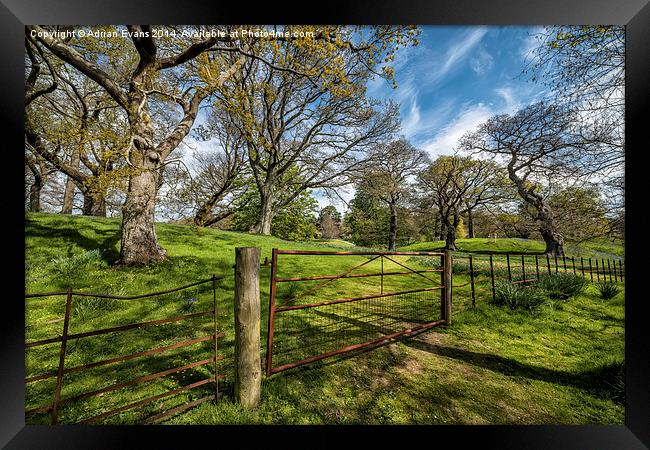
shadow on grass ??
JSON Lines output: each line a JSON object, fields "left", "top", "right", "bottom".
{"left": 403, "top": 338, "right": 624, "bottom": 404}
{"left": 26, "top": 218, "right": 121, "bottom": 264}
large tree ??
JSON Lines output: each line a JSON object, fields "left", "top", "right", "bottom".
{"left": 207, "top": 26, "right": 417, "bottom": 235}
{"left": 158, "top": 108, "right": 249, "bottom": 227}
{"left": 459, "top": 101, "right": 599, "bottom": 256}
{"left": 24, "top": 59, "right": 130, "bottom": 217}
{"left": 525, "top": 26, "right": 624, "bottom": 235}
{"left": 317, "top": 205, "right": 342, "bottom": 239}
{"left": 418, "top": 155, "right": 503, "bottom": 251}
{"left": 27, "top": 25, "right": 255, "bottom": 264}
{"left": 361, "top": 137, "right": 428, "bottom": 250}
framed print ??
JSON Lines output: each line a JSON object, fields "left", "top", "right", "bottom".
{"left": 3, "top": 0, "right": 649, "bottom": 448}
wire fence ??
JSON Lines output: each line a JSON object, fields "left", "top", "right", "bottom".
{"left": 24, "top": 275, "right": 225, "bottom": 425}
{"left": 449, "top": 253, "right": 625, "bottom": 311}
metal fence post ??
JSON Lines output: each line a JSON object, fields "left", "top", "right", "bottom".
{"left": 265, "top": 249, "right": 278, "bottom": 376}
{"left": 619, "top": 260, "right": 624, "bottom": 281}
{"left": 607, "top": 259, "right": 613, "bottom": 282}
{"left": 234, "top": 247, "right": 261, "bottom": 408}
{"left": 442, "top": 251, "right": 452, "bottom": 324}
{"left": 51, "top": 287, "right": 73, "bottom": 425}
{"left": 469, "top": 255, "right": 475, "bottom": 307}
{"left": 212, "top": 274, "right": 219, "bottom": 401}
{"left": 489, "top": 254, "right": 496, "bottom": 302}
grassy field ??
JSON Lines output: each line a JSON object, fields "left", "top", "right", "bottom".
{"left": 24, "top": 212, "right": 625, "bottom": 424}
{"left": 400, "top": 237, "right": 625, "bottom": 259}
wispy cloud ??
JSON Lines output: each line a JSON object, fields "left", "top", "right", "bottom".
{"left": 431, "top": 27, "right": 489, "bottom": 82}
{"left": 469, "top": 48, "right": 494, "bottom": 75}
{"left": 400, "top": 96, "right": 421, "bottom": 137}
{"left": 417, "top": 102, "right": 494, "bottom": 157}
{"left": 494, "top": 86, "right": 518, "bottom": 110}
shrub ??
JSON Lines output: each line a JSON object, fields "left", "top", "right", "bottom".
{"left": 492, "top": 281, "right": 546, "bottom": 311}
{"left": 178, "top": 296, "right": 199, "bottom": 313}
{"left": 595, "top": 281, "right": 620, "bottom": 300}
{"left": 451, "top": 261, "right": 470, "bottom": 274}
{"left": 50, "top": 249, "right": 103, "bottom": 287}
{"left": 538, "top": 272, "right": 588, "bottom": 300}
{"left": 587, "top": 359, "right": 625, "bottom": 405}
{"left": 279, "top": 282, "right": 301, "bottom": 301}
{"left": 73, "top": 296, "right": 118, "bottom": 322}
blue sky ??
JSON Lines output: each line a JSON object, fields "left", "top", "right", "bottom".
{"left": 310, "top": 25, "right": 549, "bottom": 211}
{"left": 367, "top": 25, "right": 547, "bottom": 158}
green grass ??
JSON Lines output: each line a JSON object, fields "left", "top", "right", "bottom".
{"left": 399, "top": 237, "right": 624, "bottom": 260}
{"left": 25, "top": 212, "right": 625, "bottom": 425}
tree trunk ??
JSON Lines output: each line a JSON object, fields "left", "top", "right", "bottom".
{"left": 538, "top": 205, "right": 565, "bottom": 256}
{"left": 193, "top": 203, "right": 213, "bottom": 227}
{"left": 82, "top": 193, "right": 106, "bottom": 217}
{"left": 388, "top": 201, "right": 398, "bottom": 251}
{"left": 117, "top": 96, "right": 167, "bottom": 265}
{"left": 467, "top": 207, "right": 475, "bottom": 239}
{"left": 28, "top": 178, "right": 43, "bottom": 212}
{"left": 61, "top": 147, "right": 80, "bottom": 214}
{"left": 254, "top": 186, "right": 274, "bottom": 235}
{"left": 444, "top": 214, "right": 460, "bottom": 251}
{"left": 118, "top": 165, "right": 166, "bottom": 264}
{"left": 507, "top": 163, "right": 564, "bottom": 257}
{"left": 439, "top": 214, "right": 447, "bottom": 241}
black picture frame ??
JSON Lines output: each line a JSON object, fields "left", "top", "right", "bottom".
{"left": 3, "top": 1, "right": 648, "bottom": 448}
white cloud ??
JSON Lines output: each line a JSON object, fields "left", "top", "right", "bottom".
{"left": 418, "top": 102, "right": 494, "bottom": 157}
{"left": 401, "top": 99, "right": 421, "bottom": 137}
{"left": 494, "top": 86, "right": 518, "bottom": 110}
{"left": 430, "top": 27, "right": 489, "bottom": 83}
{"left": 469, "top": 48, "right": 494, "bottom": 75}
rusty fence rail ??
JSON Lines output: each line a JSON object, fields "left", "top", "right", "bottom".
{"left": 24, "top": 275, "right": 224, "bottom": 425}
{"left": 265, "top": 249, "right": 451, "bottom": 375}
{"left": 450, "top": 253, "right": 625, "bottom": 309}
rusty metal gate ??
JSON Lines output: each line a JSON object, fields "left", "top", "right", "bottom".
{"left": 25, "top": 275, "right": 224, "bottom": 425}
{"left": 265, "top": 249, "right": 452, "bottom": 375}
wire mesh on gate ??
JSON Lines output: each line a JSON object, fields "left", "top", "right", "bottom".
{"left": 266, "top": 250, "right": 448, "bottom": 375}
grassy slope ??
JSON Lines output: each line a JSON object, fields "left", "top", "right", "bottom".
{"left": 400, "top": 238, "right": 624, "bottom": 259}
{"left": 25, "top": 213, "right": 625, "bottom": 424}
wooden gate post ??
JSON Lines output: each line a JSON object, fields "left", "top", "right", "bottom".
{"left": 442, "top": 250, "right": 452, "bottom": 325}
{"left": 234, "top": 247, "right": 261, "bottom": 408}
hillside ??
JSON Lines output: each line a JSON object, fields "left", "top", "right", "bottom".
{"left": 24, "top": 213, "right": 625, "bottom": 425}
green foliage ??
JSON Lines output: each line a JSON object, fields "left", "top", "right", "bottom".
{"left": 595, "top": 281, "right": 620, "bottom": 300}
{"left": 231, "top": 189, "right": 319, "bottom": 241}
{"left": 492, "top": 281, "right": 546, "bottom": 311}
{"left": 178, "top": 296, "right": 199, "bottom": 314}
{"left": 278, "top": 282, "right": 301, "bottom": 302}
{"left": 455, "top": 217, "right": 467, "bottom": 239}
{"left": 594, "top": 359, "right": 625, "bottom": 405}
{"left": 343, "top": 178, "right": 390, "bottom": 247}
{"left": 538, "top": 273, "right": 588, "bottom": 300}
